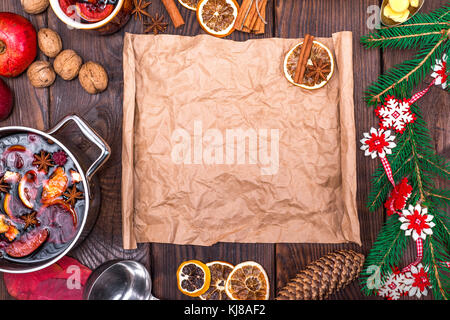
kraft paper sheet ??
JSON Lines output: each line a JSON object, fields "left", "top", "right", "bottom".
{"left": 122, "top": 32, "right": 360, "bottom": 249}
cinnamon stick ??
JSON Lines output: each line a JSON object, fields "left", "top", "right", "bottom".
{"left": 254, "top": 0, "right": 267, "bottom": 34}
{"left": 246, "top": 0, "right": 266, "bottom": 31}
{"left": 235, "top": 0, "right": 253, "bottom": 31}
{"left": 294, "top": 34, "right": 314, "bottom": 84}
{"left": 161, "top": 0, "right": 185, "bottom": 28}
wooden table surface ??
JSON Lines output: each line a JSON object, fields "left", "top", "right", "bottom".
{"left": 0, "top": 0, "right": 448, "bottom": 300}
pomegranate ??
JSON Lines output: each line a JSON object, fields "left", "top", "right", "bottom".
{"left": 0, "top": 78, "right": 13, "bottom": 121}
{"left": 0, "top": 12, "right": 37, "bottom": 78}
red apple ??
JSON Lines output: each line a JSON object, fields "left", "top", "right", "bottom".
{"left": 0, "top": 78, "right": 13, "bottom": 121}
{"left": 0, "top": 12, "right": 37, "bottom": 78}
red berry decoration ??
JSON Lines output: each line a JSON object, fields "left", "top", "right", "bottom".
{"left": 52, "top": 150, "right": 68, "bottom": 166}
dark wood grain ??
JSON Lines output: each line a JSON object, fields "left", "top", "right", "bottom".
{"left": 0, "top": 0, "right": 447, "bottom": 301}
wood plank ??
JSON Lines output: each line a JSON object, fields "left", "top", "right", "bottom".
{"left": 274, "top": 0, "right": 383, "bottom": 299}
{"left": 149, "top": 0, "right": 277, "bottom": 300}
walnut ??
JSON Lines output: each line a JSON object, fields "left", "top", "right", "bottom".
{"left": 53, "top": 49, "right": 82, "bottom": 81}
{"left": 27, "top": 61, "right": 56, "bottom": 88}
{"left": 21, "top": 0, "right": 49, "bottom": 14}
{"left": 38, "top": 28, "right": 62, "bottom": 58}
{"left": 78, "top": 62, "right": 109, "bottom": 94}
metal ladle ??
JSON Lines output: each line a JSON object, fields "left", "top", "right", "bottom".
{"left": 83, "top": 260, "right": 159, "bottom": 300}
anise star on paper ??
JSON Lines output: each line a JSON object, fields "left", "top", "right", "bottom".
{"left": 0, "top": 176, "right": 10, "bottom": 194}
{"left": 32, "top": 150, "right": 54, "bottom": 174}
{"left": 21, "top": 211, "right": 38, "bottom": 229}
{"left": 63, "top": 185, "right": 84, "bottom": 207}
{"left": 305, "top": 59, "right": 331, "bottom": 84}
{"left": 144, "top": 14, "right": 168, "bottom": 35}
{"left": 132, "top": 0, "right": 152, "bottom": 22}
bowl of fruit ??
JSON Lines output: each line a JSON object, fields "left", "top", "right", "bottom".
{"left": 50, "top": 0, "right": 133, "bottom": 33}
{"left": 0, "top": 115, "right": 110, "bottom": 273}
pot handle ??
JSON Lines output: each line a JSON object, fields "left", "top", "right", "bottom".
{"left": 47, "top": 115, "right": 111, "bottom": 181}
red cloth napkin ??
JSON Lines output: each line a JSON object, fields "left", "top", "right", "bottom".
{"left": 3, "top": 256, "right": 91, "bottom": 300}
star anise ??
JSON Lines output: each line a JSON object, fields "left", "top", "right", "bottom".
{"left": 132, "top": 0, "right": 152, "bottom": 22}
{"left": 0, "top": 176, "right": 10, "bottom": 194}
{"left": 32, "top": 150, "right": 54, "bottom": 174}
{"left": 144, "top": 14, "right": 168, "bottom": 35}
{"left": 21, "top": 211, "right": 38, "bottom": 229}
{"left": 305, "top": 59, "right": 331, "bottom": 84}
{"left": 63, "top": 185, "right": 84, "bottom": 207}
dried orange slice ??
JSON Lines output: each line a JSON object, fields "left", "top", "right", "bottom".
{"left": 199, "top": 261, "right": 234, "bottom": 300}
{"left": 177, "top": 260, "right": 211, "bottom": 297}
{"left": 197, "top": 0, "right": 239, "bottom": 38}
{"left": 178, "top": 0, "right": 199, "bottom": 11}
{"left": 283, "top": 40, "right": 334, "bottom": 90}
{"left": 225, "top": 261, "right": 270, "bottom": 300}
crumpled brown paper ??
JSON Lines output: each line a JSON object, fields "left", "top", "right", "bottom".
{"left": 122, "top": 32, "right": 360, "bottom": 249}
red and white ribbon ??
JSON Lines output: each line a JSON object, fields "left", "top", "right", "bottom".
{"left": 380, "top": 156, "right": 395, "bottom": 187}
{"left": 408, "top": 78, "right": 436, "bottom": 105}
{"left": 401, "top": 238, "right": 423, "bottom": 273}
{"left": 400, "top": 237, "right": 450, "bottom": 272}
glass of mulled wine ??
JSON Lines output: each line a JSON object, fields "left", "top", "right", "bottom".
{"left": 49, "top": 0, "right": 133, "bottom": 34}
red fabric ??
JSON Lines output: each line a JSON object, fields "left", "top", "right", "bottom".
{"left": 3, "top": 256, "right": 91, "bottom": 300}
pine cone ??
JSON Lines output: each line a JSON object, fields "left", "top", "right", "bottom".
{"left": 276, "top": 250, "right": 365, "bottom": 300}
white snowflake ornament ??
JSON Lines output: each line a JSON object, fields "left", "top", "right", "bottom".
{"left": 378, "top": 272, "right": 407, "bottom": 300}
{"left": 360, "top": 127, "right": 396, "bottom": 159}
{"left": 399, "top": 204, "right": 435, "bottom": 241}
{"left": 375, "top": 96, "right": 416, "bottom": 133}
{"left": 431, "top": 53, "right": 448, "bottom": 89}
{"left": 403, "top": 263, "right": 431, "bottom": 299}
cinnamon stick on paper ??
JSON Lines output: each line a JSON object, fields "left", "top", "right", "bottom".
{"left": 294, "top": 34, "right": 314, "bottom": 84}
{"left": 161, "top": 0, "right": 185, "bottom": 28}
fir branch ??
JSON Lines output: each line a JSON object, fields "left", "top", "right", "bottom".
{"left": 360, "top": 216, "right": 407, "bottom": 296}
{"left": 366, "top": 38, "right": 447, "bottom": 104}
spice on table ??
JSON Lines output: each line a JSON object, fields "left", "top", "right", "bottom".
{"left": 235, "top": 0, "right": 267, "bottom": 34}
{"left": 161, "top": 0, "right": 185, "bottom": 28}
{"left": 132, "top": 0, "right": 152, "bottom": 21}
{"left": 144, "top": 13, "right": 168, "bottom": 35}
{"left": 294, "top": 34, "right": 314, "bottom": 84}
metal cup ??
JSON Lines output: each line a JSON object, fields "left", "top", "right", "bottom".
{"left": 83, "top": 260, "right": 159, "bottom": 300}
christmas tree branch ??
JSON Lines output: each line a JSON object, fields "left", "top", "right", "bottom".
{"left": 369, "top": 38, "right": 446, "bottom": 103}
{"left": 429, "top": 240, "right": 448, "bottom": 300}
{"left": 366, "top": 31, "right": 443, "bottom": 44}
